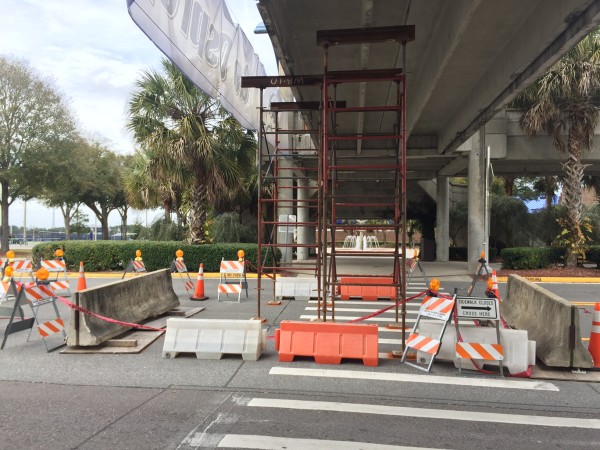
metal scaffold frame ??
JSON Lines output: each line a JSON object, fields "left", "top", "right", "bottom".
{"left": 242, "top": 25, "right": 414, "bottom": 353}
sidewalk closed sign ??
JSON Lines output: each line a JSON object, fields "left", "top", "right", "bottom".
{"left": 456, "top": 297, "right": 499, "bottom": 320}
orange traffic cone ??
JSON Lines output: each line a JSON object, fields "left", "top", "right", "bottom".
{"left": 588, "top": 302, "right": 600, "bottom": 368}
{"left": 491, "top": 270, "right": 500, "bottom": 299}
{"left": 191, "top": 263, "right": 209, "bottom": 301}
{"left": 77, "top": 261, "right": 87, "bottom": 291}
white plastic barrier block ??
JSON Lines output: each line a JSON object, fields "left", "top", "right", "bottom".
{"left": 416, "top": 322, "right": 536, "bottom": 375}
{"left": 275, "top": 277, "right": 318, "bottom": 301}
{"left": 162, "top": 318, "right": 266, "bottom": 361}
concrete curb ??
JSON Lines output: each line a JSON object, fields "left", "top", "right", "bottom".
{"left": 497, "top": 276, "right": 600, "bottom": 283}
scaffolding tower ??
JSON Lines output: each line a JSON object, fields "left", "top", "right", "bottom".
{"left": 242, "top": 25, "right": 415, "bottom": 351}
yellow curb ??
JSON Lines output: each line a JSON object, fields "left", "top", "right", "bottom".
{"left": 497, "top": 276, "right": 600, "bottom": 283}
{"left": 66, "top": 272, "right": 262, "bottom": 279}
{"left": 572, "top": 302, "right": 599, "bottom": 306}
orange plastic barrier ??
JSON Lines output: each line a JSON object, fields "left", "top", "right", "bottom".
{"left": 275, "top": 320, "right": 379, "bottom": 366}
{"left": 339, "top": 277, "right": 395, "bottom": 301}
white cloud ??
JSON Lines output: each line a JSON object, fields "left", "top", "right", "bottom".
{"left": 0, "top": 0, "right": 276, "bottom": 229}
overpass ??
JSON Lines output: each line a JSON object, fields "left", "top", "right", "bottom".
{"left": 128, "top": 0, "right": 600, "bottom": 304}
{"left": 252, "top": 0, "right": 600, "bottom": 270}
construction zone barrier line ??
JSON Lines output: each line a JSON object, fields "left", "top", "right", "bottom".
{"left": 55, "top": 296, "right": 164, "bottom": 332}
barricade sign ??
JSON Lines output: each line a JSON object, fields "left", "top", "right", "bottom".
{"left": 467, "top": 251, "right": 492, "bottom": 296}
{"left": 0, "top": 280, "right": 34, "bottom": 349}
{"left": 170, "top": 258, "right": 195, "bottom": 298}
{"left": 122, "top": 259, "right": 147, "bottom": 278}
{"left": 454, "top": 295, "right": 504, "bottom": 375}
{"left": 23, "top": 283, "right": 66, "bottom": 352}
{"left": 401, "top": 294, "right": 455, "bottom": 372}
{"left": 1, "top": 280, "right": 65, "bottom": 352}
{"left": 405, "top": 251, "right": 429, "bottom": 288}
{"left": 41, "top": 259, "right": 71, "bottom": 297}
{"left": 11, "top": 259, "right": 34, "bottom": 282}
{"left": 217, "top": 283, "right": 243, "bottom": 302}
{"left": 219, "top": 258, "right": 248, "bottom": 299}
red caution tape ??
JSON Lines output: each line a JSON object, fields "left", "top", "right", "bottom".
{"left": 347, "top": 290, "right": 427, "bottom": 324}
{"left": 55, "top": 296, "right": 165, "bottom": 332}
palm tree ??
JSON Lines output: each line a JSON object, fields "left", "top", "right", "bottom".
{"left": 127, "top": 59, "right": 256, "bottom": 243}
{"left": 511, "top": 30, "right": 600, "bottom": 266}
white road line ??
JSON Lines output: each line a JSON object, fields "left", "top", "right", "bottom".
{"left": 269, "top": 367, "right": 559, "bottom": 391}
{"left": 305, "top": 306, "right": 419, "bottom": 313}
{"left": 308, "top": 300, "right": 427, "bottom": 306}
{"left": 248, "top": 398, "right": 599, "bottom": 429}
{"left": 216, "top": 434, "right": 440, "bottom": 449}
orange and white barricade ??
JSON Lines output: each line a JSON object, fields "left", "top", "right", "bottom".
{"left": 171, "top": 259, "right": 195, "bottom": 297}
{"left": 217, "top": 283, "right": 243, "bottom": 302}
{"left": 122, "top": 259, "right": 147, "bottom": 278}
{"left": 454, "top": 295, "right": 504, "bottom": 375}
{"left": 405, "top": 249, "right": 429, "bottom": 289}
{"left": 401, "top": 294, "right": 455, "bottom": 372}
{"left": 219, "top": 258, "right": 248, "bottom": 299}
{"left": 0, "top": 280, "right": 34, "bottom": 350}
{"left": 11, "top": 259, "right": 34, "bottom": 282}
{"left": 23, "top": 283, "right": 66, "bottom": 352}
{"left": 0, "top": 280, "right": 65, "bottom": 352}
{"left": 41, "top": 259, "right": 71, "bottom": 297}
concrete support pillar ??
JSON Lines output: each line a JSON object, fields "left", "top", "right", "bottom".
{"left": 277, "top": 157, "right": 294, "bottom": 264}
{"left": 296, "top": 175, "right": 309, "bottom": 260}
{"left": 467, "top": 129, "right": 485, "bottom": 272}
{"left": 435, "top": 176, "right": 449, "bottom": 262}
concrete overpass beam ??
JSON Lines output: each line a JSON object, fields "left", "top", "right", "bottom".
{"left": 440, "top": 0, "right": 600, "bottom": 154}
{"left": 436, "top": 176, "right": 450, "bottom": 262}
{"left": 406, "top": 0, "right": 482, "bottom": 135}
{"left": 467, "top": 129, "right": 485, "bottom": 272}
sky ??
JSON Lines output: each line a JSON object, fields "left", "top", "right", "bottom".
{"left": 0, "top": 0, "right": 277, "bottom": 232}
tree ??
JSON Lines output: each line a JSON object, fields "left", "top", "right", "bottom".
{"left": 511, "top": 31, "right": 600, "bottom": 266}
{"left": 0, "top": 56, "right": 76, "bottom": 251}
{"left": 126, "top": 59, "right": 256, "bottom": 244}
{"left": 38, "top": 137, "right": 92, "bottom": 239}
{"left": 77, "top": 142, "right": 126, "bottom": 239}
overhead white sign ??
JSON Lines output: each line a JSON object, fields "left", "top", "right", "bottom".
{"left": 127, "top": 0, "right": 280, "bottom": 134}
{"left": 456, "top": 297, "right": 499, "bottom": 320}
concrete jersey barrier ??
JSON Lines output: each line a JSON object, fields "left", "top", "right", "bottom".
{"left": 502, "top": 274, "right": 593, "bottom": 368}
{"left": 67, "top": 269, "right": 179, "bottom": 347}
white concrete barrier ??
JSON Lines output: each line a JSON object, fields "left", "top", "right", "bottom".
{"left": 417, "top": 322, "right": 535, "bottom": 375}
{"left": 162, "top": 318, "right": 266, "bottom": 361}
{"left": 275, "top": 277, "right": 318, "bottom": 301}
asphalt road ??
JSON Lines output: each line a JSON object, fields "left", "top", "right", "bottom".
{"left": 0, "top": 275, "right": 598, "bottom": 449}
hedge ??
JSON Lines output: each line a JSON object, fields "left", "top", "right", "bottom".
{"left": 31, "top": 241, "right": 280, "bottom": 273}
{"left": 500, "top": 247, "right": 565, "bottom": 269}
{"left": 586, "top": 245, "right": 600, "bottom": 268}
{"left": 449, "top": 247, "right": 498, "bottom": 262}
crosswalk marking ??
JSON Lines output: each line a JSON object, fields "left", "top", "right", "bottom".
{"left": 306, "top": 306, "right": 419, "bottom": 313}
{"left": 248, "top": 398, "right": 600, "bottom": 429}
{"left": 308, "top": 300, "right": 425, "bottom": 306}
{"left": 269, "top": 367, "right": 559, "bottom": 391}
{"left": 300, "top": 315, "right": 471, "bottom": 325}
{"left": 216, "top": 434, "right": 440, "bottom": 449}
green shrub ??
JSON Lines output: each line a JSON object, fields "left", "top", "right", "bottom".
{"left": 32, "top": 241, "right": 279, "bottom": 272}
{"left": 586, "top": 245, "right": 600, "bottom": 268}
{"left": 449, "top": 247, "right": 498, "bottom": 262}
{"left": 500, "top": 247, "right": 565, "bottom": 269}
{"left": 137, "top": 219, "right": 186, "bottom": 241}
{"left": 449, "top": 247, "right": 467, "bottom": 261}
{"left": 212, "top": 212, "right": 257, "bottom": 243}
